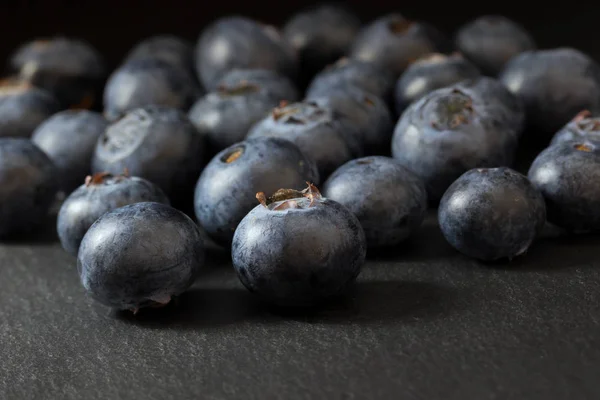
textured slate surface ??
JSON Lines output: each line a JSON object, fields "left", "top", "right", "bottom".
{"left": 2, "top": 213, "right": 600, "bottom": 400}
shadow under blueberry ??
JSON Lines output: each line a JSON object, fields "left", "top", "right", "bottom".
{"left": 1, "top": 214, "right": 59, "bottom": 245}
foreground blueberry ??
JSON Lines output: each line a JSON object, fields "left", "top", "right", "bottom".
{"left": 10, "top": 37, "right": 106, "bottom": 109}
{"left": 195, "top": 17, "right": 297, "bottom": 90}
{"left": 78, "top": 202, "right": 204, "bottom": 312}
{"left": 247, "top": 101, "right": 360, "bottom": 178}
{"left": 439, "top": 167, "right": 546, "bottom": 261}
{"left": 194, "top": 137, "right": 319, "bottom": 246}
{"left": 455, "top": 15, "right": 536, "bottom": 76}
{"left": 92, "top": 106, "right": 204, "bottom": 201}
{"left": 231, "top": 183, "right": 366, "bottom": 307}
{"left": 57, "top": 172, "right": 170, "bottom": 256}
{"left": 188, "top": 69, "right": 298, "bottom": 153}
{"left": 306, "top": 85, "right": 393, "bottom": 155}
{"left": 0, "top": 79, "right": 61, "bottom": 138}
{"left": 283, "top": 4, "right": 360, "bottom": 85}
{"left": 0, "top": 138, "right": 59, "bottom": 237}
{"left": 550, "top": 110, "right": 600, "bottom": 146}
{"left": 500, "top": 48, "right": 600, "bottom": 138}
{"left": 323, "top": 157, "right": 427, "bottom": 248}
{"left": 394, "top": 53, "right": 481, "bottom": 114}
{"left": 306, "top": 58, "right": 395, "bottom": 104}
{"left": 350, "top": 14, "right": 449, "bottom": 77}
{"left": 103, "top": 59, "right": 202, "bottom": 121}
{"left": 123, "top": 35, "right": 195, "bottom": 79}
{"left": 528, "top": 140, "right": 600, "bottom": 233}
{"left": 392, "top": 87, "right": 518, "bottom": 203}
{"left": 32, "top": 110, "right": 108, "bottom": 193}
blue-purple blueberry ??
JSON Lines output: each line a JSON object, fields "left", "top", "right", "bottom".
{"left": 550, "top": 110, "right": 600, "bottom": 146}
{"left": 123, "top": 35, "right": 196, "bottom": 79}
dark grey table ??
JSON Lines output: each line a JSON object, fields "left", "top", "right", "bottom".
{"left": 2, "top": 212, "right": 599, "bottom": 400}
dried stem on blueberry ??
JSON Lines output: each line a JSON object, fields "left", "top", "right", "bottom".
{"left": 388, "top": 18, "right": 414, "bottom": 34}
{"left": 256, "top": 182, "right": 322, "bottom": 209}
{"left": 84, "top": 170, "right": 129, "bottom": 186}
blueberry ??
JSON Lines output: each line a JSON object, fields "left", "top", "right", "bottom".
{"left": 306, "top": 58, "right": 395, "bottom": 104}
{"left": 439, "top": 167, "right": 545, "bottom": 261}
{"left": 31, "top": 110, "right": 108, "bottom": 193}
{"left": 194, "top": 137, "right": 319, "bottom": 246}
{"left": 0, "top": 79, "right": 61, "bottom": 138}
{"left": 323, "top": 156, "right": 427, "bottom": 248}
{"left": 394, "top": 53, "right": 481, "bottom": 115}
{"left": 391, "top": 87, "right": 518, "bottom": 203}
{"left": 0, "top": 138, "right": 59, "bottom": 237}
{"left": 306, "top": 85, "right": 393, "bottom": 155}
{"left": 103, "top": 59, "right": 202, "bottom": 121}
{"left": 455, "top": 15, "right": 535, "bottom": 77}
{"left": 188, "top": 69, "right": 298, "bottom": 153}
{"left": 282, "top": 5, "right": 360, "bottom": 85}
{"left": 231, "top": 183, "right": 366, "bottom": 307}
{"left": 78, "top": 202, "right": 204, "bottom": 312}
{"left": 350, "top": 14, "right": 449, "bottom": 77}
{"left": 500, "top": 48, "right": 600, "bottom": 138}
{"left": 247, "top": 101, "right": 360, "bottom": 178}
{"left": 57, "top": 172, "right": 170, "bottom": 256}
{"left": 195, "top": 17, "right": 297, "bottom": 90}
{"left": 550, "top": 110, "right": 600, "bottom": 146}
{"left": 9, "top": 37, "right": 106, "bottom": 109}
{"left": 92, "top": 106, "right": 204, "bottom": 202}
{"left": 528, "top": 140, "right": 600, "bottom": 233}
{"left": 123, "top": 35, "right": 196, "bottom": 79}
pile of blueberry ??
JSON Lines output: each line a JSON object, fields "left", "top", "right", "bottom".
{"left": 2, "top": 7, "right": 600, "bottom": 314}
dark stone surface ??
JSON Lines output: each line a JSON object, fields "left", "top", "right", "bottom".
{"left": 2, "top": 212, "right": 600, "bottom": 399}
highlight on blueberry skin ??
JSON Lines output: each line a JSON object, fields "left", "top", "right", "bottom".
{"left": 0, "top": 78, "right": 61, "bottom": 138}
{"left": 195, "top": 16, "right": 298, "bottom": 91}
{"left": 528, "top": 140, "right": 600, "bottom": 233}
{"left": 0, "top": 138, "right": 59, "bottom": 238}
{"left": 439, "top": 167, "right": 546, "bottom": 262}
{"left": 103, "top": 58, "right": 202, "bottom": 121}
{"left": 57, "top": 171, "right": 170, "bottom": 256}
{"left": 455, "top": 15, "right": 536, "bottom": 77}
{"left": 92, "top": 106, "right": 204, "bottom": 202}
{"left": 323, "top": 157, "right": 427, "bottom": 248}
{"left": 78, "top": 202, "right": 204, "bottom": 313}
{"left": 391, "top": 86, "right": 518, "bottom": 204}
{"left": 194, "top": 137, "right": 319, "bottom": 247}
{"left": 188, "top": 69, "right": 299, "bottom": 154}
{"left": 550, "top": 110, "right": 600, "bottom": 146}
{"left": 32, "top": 110, "right": 108, "bottom": 193}
{"left": 231, "top": 183, "right": 367, "bottom": 307}
{"left": 9, "top": 37, "right": 106, "bottom": 109}
{"left": 394, "top": 52, "right": 481, "bottom": 115}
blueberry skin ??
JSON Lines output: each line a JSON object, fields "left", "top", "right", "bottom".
{"left": 550, "top": 111, "right": 600, "bottom": 146}
{"left": 0, "top": 138, "right": 59, "bottom": 237}
{"left": 455, "top": 15, "right": 535, "bottom": 77}
{"left": 391, "top": 87, "right": 518, "bottom": 204}
{"left": 323, "top": 156, "right": 427, "bottom": 248}
{"left": 439, "top": 167, "right": 545, "bottom": 261}
{"left": 57, "top": 175, "right": 170, "bottom": 256}
{"left": 394, "top": 53, "right": 481, "bottom": 115}
{"left": 195, "top": 17, "right": 298, "bottom": 91}
{"left": 306, "top": 85, "right": 393, "bottom": 155}
{"left": 500, "top": 48, "right": 600, "bottom": 138}
{"left": 283, "top": 5, "right": 360, "bottom": 85}
{"left": 123, "top": 35, "right": 196, "bottom": 79}
{"left": 306, "top": 58, "right": 395, "bottom": 104}
{"left": 350, "top": 14, "right": 447, "bottom": 78}
{"left": 231, "top": 196, "right": 366, "bottom": 307}
{"left": 0, "top": 81, "right": 61, "bottom": 138}
{"left": 528, "top": 140, "right": 600, "bottom": 233}
{"left": 194, "top": 137, "right": 319, "bottom": 246}
{"left": 10, "top": 37, "right": 106, "bottom": 109}
{"left": 103, "top": 59, "right": 202, "bottom": 121}
{"left": 247, "top": 101, "right": 360, "bottom": 178}
{"left": 32, "top": 110, "right": 108, "bottom": 193}
{"left": 92, "top": 106, "right": 204, "bottom": 201}
{"left": 78, "top": 202, "right": 204, "bottom": 311}
{"left": 188, "top": 69, "right": 299, "bottom": 153}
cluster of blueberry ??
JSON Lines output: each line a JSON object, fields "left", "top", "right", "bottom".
{"left": 1, "top": 7, "right": 600, "bottom": 314}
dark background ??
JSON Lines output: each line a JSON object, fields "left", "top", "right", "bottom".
{"left": 2, "top": 3, "right": 600, "bottom": 400}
